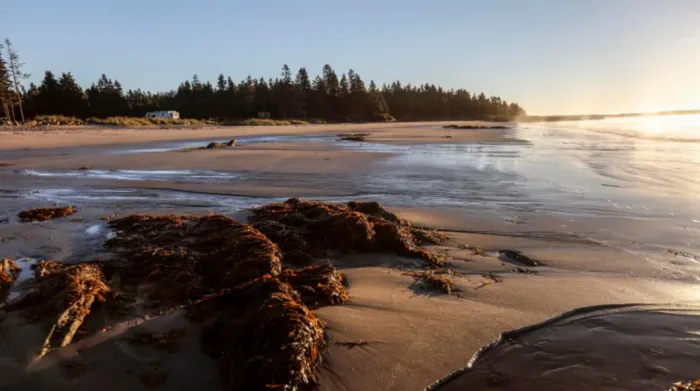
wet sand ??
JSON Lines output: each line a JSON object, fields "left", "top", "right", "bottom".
{"left": 0, "top": 121, "right": 512, "bottom": 151}
{"left": 0, "top": 122, "right": 698, "bottom": 390}
{"left": 434, "top": 305, "right": 700, "bottom": 391}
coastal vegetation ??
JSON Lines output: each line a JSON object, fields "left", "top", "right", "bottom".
{"left": 0, "top": 40, "right": 526, "bottom": 125}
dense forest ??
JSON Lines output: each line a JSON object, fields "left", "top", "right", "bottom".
{"left": 1, "top": 41, "right": 526, "bottom": 123}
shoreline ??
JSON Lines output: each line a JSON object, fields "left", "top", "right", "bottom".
{"left": 0, "top": 121, "right": 515, "bottom": 151}
{"left": 0, "top": 122, "right": 697, "bottom": 390}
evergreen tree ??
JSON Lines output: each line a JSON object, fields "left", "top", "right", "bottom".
{"left": 36, "top": 71, "right": 60, "bottom": 115}
{"left": 367, "top": 80, "right": 390, "bottom": 120}
{"left": 58, "top": 72, "right": 86, "bottom": 117}
{"left": 348, "top": 70, "right": 368, "bottom": 120}
{"left": 86, "top": 74, "right": 128, "bottom": 117}
{"left": 294, "top": 67, "right": 311, "bottom": 120}
{"left": 4, "top": 59, "right": 525, "bottom": 121}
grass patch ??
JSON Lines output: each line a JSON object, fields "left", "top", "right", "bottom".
{"left": 28, "top": 115, "right": 216, "bottom": 127}
{"left": 222, "top": 118, "right": 309, "bottom": 126}
{"left": 86, "top": 117, "right": 215, "bottom": 127}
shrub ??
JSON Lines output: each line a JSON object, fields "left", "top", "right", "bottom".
{"left": 222, "top": 118, "right": 309, "bottom": 126}
{"left": 33, "top": 115, "right": 85, "bottom": 126}
{"left": 369, "top": 113, "right": 396, "bottom": 122}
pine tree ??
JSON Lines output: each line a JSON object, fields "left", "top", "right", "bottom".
{"left": 1, "top": 59, "right": 524, "bottom": 121}
{"left": 279, "top": 64, "right": 293, "bottom": 118}
{"left": 216, "top": 74, "right": 226, "bottom": 91}
{"left": 37, "top": 71, "right": 60, "bottom": 115}
{"left": 368, "top": 80, "right": 390, "bottom": 120}
{"left": 294, "top": 68, "right": 311, "bottom": 120}
{"left": 348, "top": 70, "right": 368, "bottom": 120}
{"left": 58, "top": 72, "right": 86, "bottom": 117}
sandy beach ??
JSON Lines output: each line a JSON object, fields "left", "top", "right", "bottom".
{"left": 1, "top": 120, "right": 699, "bottom": 390}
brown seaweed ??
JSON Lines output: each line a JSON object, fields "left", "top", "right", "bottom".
{"left": 104, "top": 214, "right": 330, "bottom": 390}
{"left": 405, "top": 270, "right": 456, "bottom": 295}
{"left": 3, "top": 200, "right": 445, "bottom": 390}
{"left": 442, "top": 124, "right": 509, "bottom": 130}
{"left": 282, "top": 264, "right": 348, "bottom": 307}
{"left": 8, "top": 261, "right": 110, "bottom": 358}
{"left": 250, "top": 198, "right": 445, "bottom": 266}
{"left": 0, "top": 258, "right": 21, "bottom": 301}
{"left": 104, "top": 214, "right": 283, "bottom": 308}
{"left": 18, "top": 206, "right": 76, "bottom": 222}
{"left": 669, "top": 380, "right": 700, "bottom": 391}
{"left": 338, "top": 135, "right": 366, "bottom": 141}
{"left": 191, "top": 276, "right": 324, "bottom": 390}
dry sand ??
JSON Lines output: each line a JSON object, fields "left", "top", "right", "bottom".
{"left": 0, "top": 123, "right": 695, "bottom": 391}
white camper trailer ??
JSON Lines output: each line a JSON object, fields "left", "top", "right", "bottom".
{"left": 145, "top": 111, "right": 180, "bottom": 119}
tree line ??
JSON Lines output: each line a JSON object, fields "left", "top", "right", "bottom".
{"left": 1, "top": 41, "right": 526, "bottom": 123}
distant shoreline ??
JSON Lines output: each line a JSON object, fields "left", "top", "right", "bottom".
{"left": 522, "top": 108, "right": 700, "bottom": 122}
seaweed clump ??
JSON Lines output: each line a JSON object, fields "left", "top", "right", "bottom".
{"left": 669, "top": 380, "right": 700, "bottom": 391}
{"left": 405, "top": 270, "right": 456, "bottom": 295}
{"left": 8, "top": 261, "right": 110, "bottom": 358}
{"left": 0, "top": 258, "right": 21, "bottom": 300}
{"left": 282, "top": 264, "right": 348, "bottom": 307}
{"left": 103, "top": 213, "right": 340, "bottom": 390}
{"left": 3, "top": 200, "right": 444, "bottom": 390}
{"left": 250, "top": 198, "right": 445, "bottom": 267}
{"left": 443, "top": 124, "right": 509, "bottom": 130}
{"left": 192, "top": 276, "right": 324, "bottom": 390}
{"left": 104, "top": 214, "right": 283, "bottom": 308}
{"left": 338, "top": 134, "right": 366, "bottom": 141}
{"left": 18, "top": 206, "right": 76, "bottom": 222}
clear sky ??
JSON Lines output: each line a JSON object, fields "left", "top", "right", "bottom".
{"left": 4, "top": 0, "right": 700, "bottom": 115}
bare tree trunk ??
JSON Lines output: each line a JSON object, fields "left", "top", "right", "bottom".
{"left": 5, "top": 40, "right": 26, "bottom": 123}
{"left": 8, "top": 100, "right": 16, "bottom": 123}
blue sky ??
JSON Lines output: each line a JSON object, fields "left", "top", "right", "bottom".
{"left": 4, "top": 0, "right": 700, "bottom": 115}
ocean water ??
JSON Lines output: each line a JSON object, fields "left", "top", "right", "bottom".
{"left": 18, "top": 114, "right": 700, "bottom": 224}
